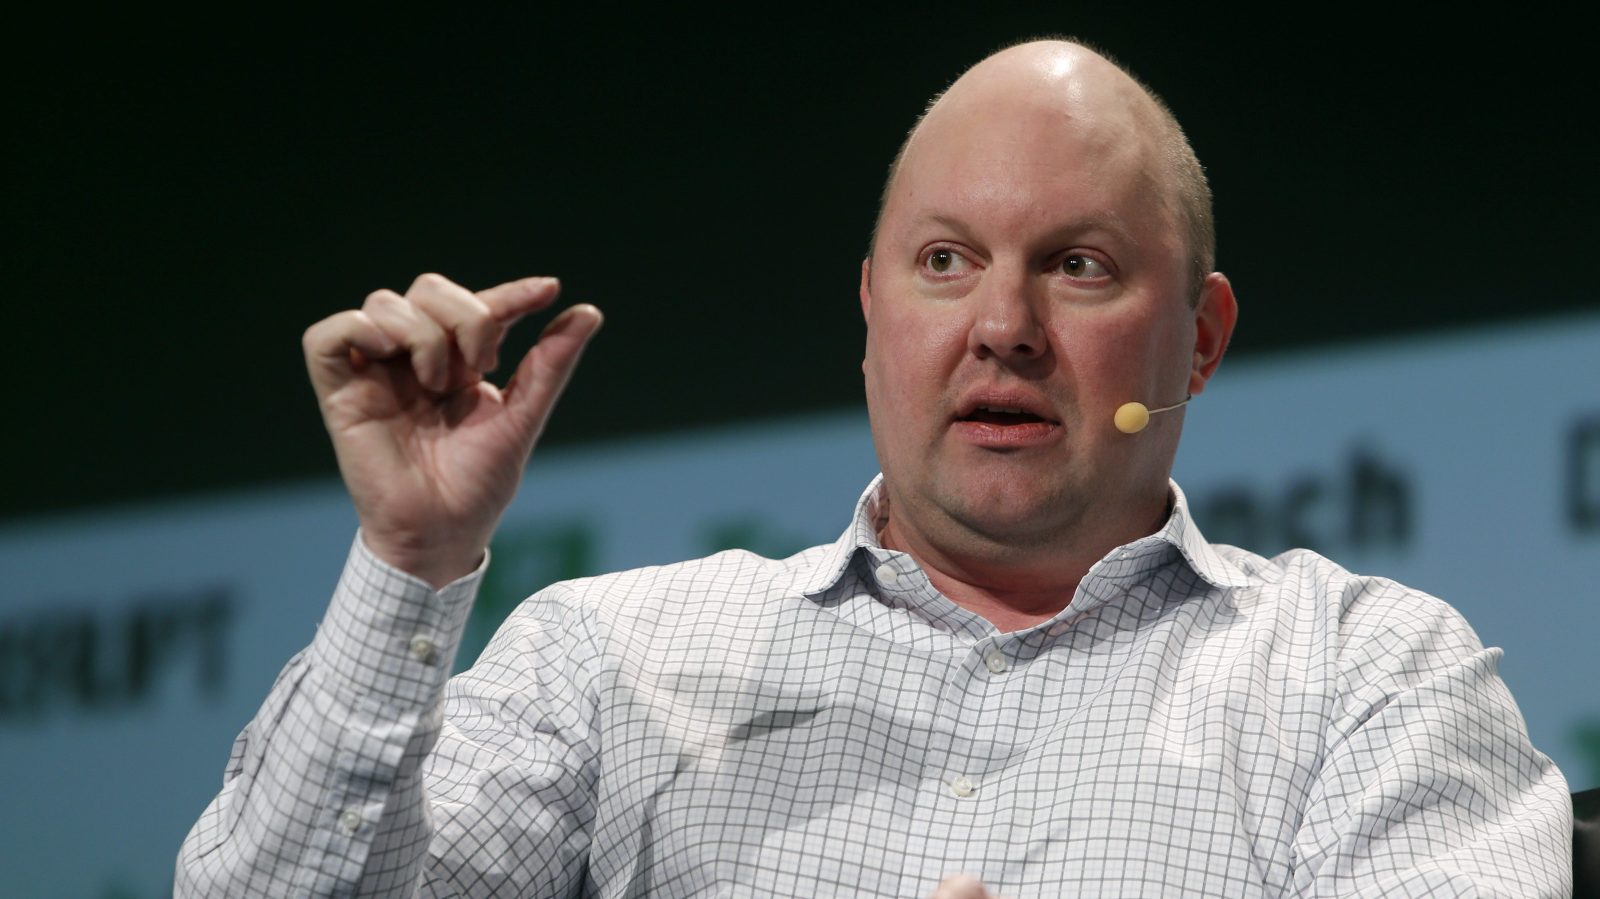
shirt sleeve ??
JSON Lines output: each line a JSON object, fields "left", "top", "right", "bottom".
{"left": 174, "top": 534, "right": 486, "bottom": 897}
{"left": 406, "top": 579, "right": 601, "bottom": 899}
{"left": 1290, "top": 576, "right": 1573, "bottom": 897}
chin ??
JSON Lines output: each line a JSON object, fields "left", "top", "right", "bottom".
{"left": 939, "top": 473, "right": 1084, "bottom": 545}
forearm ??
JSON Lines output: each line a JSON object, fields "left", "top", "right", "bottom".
{"left": 175, "top": 536, "right": 482, "bottom": 898}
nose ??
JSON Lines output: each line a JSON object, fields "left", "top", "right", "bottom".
{"left": 968, "top": 274, "right": 1048, "bottom": 363}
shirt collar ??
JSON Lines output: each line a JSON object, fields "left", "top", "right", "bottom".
{"left": 795, "top": 475, "right": 1253, "bottom": 597}
{"left": 794, "top": 475, "right": 888, "bottom": 596}
{"left": 1080, "top": 479, "right": 1255, "bottom": 593}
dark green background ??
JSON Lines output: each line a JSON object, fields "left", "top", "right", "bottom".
{"left": 8, "top": 8, "right": 1594, "bottom": 521}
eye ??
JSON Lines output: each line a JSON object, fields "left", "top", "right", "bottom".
{"left": 1058, "top": 254, "right": 1110, "bottom": 280}
{"left": 920, "top": 247, "right": 971, "bottom": 276}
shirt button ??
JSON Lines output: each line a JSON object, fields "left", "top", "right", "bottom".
{"left": 408, "top": 635, "right": 437, "bottom": 663}
{"left": 339, "top": 810, "right": 363, "bottom": 833}
{"left": 949, "top": 775, "right": 975, "bottom": 798}
{"left": 983, "top": 652, "right": 1007, "bottom": 674}
{"left": 875, "top": 563, "right": 899, "bottom": 587}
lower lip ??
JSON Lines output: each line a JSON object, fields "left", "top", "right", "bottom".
{"left": 950, "top": 420, "right": 1062, "bottom": 447}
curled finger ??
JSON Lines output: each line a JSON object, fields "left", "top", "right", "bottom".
{"left": 303, "top": 309, "right": 399, "bottom": 385}
{"left": 362, "top": 288, "right": 452, "bottom": 392}
{"left": 408, "top": 273, "right": 502, "bottom": 372}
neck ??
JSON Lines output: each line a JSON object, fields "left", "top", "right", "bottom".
{"left": 877, "top": 489, "right": 1171, "bottom": 633}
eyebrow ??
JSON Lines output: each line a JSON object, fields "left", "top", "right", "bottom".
{"left": 915, "top": 210, "right": 1142, "bottom": 251}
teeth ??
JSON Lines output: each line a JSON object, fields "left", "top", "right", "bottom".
{"left": 980, "top": 406, "right": 1026, "bottom": 414}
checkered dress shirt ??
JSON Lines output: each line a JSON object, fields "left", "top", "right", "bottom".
{"left": 177, "top": 478, "right": 1572, "bottom": 896}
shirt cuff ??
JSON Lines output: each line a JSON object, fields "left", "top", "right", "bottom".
{"left": 308, "top": 531, "right": 488, "bottom": 709}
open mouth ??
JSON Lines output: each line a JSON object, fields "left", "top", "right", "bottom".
{"left": 959, "top": 405, "right": 1052, "bottom": 426}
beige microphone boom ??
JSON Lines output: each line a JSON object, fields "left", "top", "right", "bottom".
{"left": 1114, "top": 396, "right": 1191, "bottom": 434}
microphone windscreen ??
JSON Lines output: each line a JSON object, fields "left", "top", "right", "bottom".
{"left": 1114, "top": 402, "right": 1150, "bottom": 434}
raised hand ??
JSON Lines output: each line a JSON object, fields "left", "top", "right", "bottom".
{"left": 302, "top": 273, "right": 602, "bottom": 586}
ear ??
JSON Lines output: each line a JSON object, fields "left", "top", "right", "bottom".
{"left": 1187, "top": 272, "right": 1238, "bottom": 397}
{"left": 859, "top": 257, "right": 873, "bottom": 321}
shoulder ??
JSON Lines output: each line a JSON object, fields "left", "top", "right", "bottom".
{"left": 473, "top": 543, "right": 839, "bottom": 673}
{"left": 1213, "top": 543, "right": 1488, "bottom": 688}
{"left": 520, "top": 543, "right": 837, "bottom": 623}
{"left": 1216, "top": 543, "right": 1471, "bottom": 627}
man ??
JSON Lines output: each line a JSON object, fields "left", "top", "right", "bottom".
{"left": 177, "top": 40, "right": 1572, "bottom": 896}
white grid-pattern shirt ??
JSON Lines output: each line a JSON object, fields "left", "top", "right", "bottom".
{"left": 177, "top": 477, "right": 1572, "bottom": 897}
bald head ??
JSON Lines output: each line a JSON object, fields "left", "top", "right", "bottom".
{"left": 871, "top": 39, "right": 1214, "bottom": 301}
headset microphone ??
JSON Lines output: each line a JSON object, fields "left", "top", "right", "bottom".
{"left": 1114, "top": 396, "right": 1191, "bottom": 434}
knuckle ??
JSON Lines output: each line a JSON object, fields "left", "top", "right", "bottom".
{"left": 303, "top": 311, "right": 345, "bottom": 341}
{"left": 410, "top": 272, "right": 448, "bottom": 292}
{"left": 363, "top": 289, "right": 402, "bottom": 312}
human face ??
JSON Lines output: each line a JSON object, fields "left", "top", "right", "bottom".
{"left": 861, "top": 82, "right": 1231, "bottom": 556}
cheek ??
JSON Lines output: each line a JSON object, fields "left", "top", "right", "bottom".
{"left": 1053, "top": 307, "right": 1183, "bottom": 395}
{"left": 864, "top": 342, "right": 917, "bottom": 411}
{"left": 866, "top": 310, "right": 966, "bottom": 403}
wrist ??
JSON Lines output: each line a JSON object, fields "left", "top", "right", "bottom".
{"left": 359, "top": 530, "right": 487, "bottom": 589}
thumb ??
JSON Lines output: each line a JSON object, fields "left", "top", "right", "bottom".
{"left": 503, "top": 303, "right": 604, "bottom": 442}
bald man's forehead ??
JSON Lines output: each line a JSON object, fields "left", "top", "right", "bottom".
{"left": 903, "top": 109, "right": 1147, "bottom": 199}
{"left": 911, "top": 97, "right": 1147, "bottom": 166}
{"left": 887, "top": 127, "right": 1178, "bottom": 260}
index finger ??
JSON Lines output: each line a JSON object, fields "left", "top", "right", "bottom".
{"left": 477, "top": 276, "right": 563, "bottom": 324}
